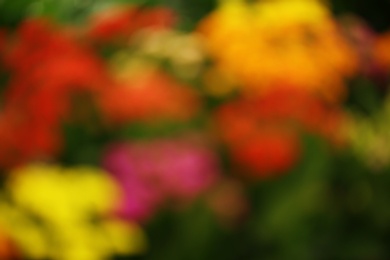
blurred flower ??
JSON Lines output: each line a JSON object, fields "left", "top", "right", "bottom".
{"left": 206, "top": 178, "right": 249, "bottom": 228}
{"left": 374, "top": 31, "right": 390, "bottom": 75}
{"left": 99, "top": 67, "right": 200, "bottom": 124}
{"left": 0, "top": 111, "right": 61, "bottom": 169}
{"left": 4, "top": 19, "right": 110, "bottom": 89}
{"left": 0, "top": 15, "right": 203, "bottom": 168}
{"left": 232, "top": 128, "right": 301, "bottom": 177}
{"left": 198, "top": 0, "right": 357, "bottom": 101}
{"left": 0, "top": 29, "right": 6, "bottom": 62}
{"left": 0, "top": 227, "right": 18, "bottom": 259}
{"left": 215, "top": 86, "right": 345, "bottom": 178}
{"left": 0, "top": 19, "right": 113, "bottom": 168}
{"left": 131, "top": 29, "right": 206, "bottom": 80}
{"left": 346, "top": 98, "right": 390, "bottom": 170}
{"left": 341, "top": 16, "right": 389, "bottom": 88}
{"left": 135, "top": 7, "right": 176, "bottom": 31}
{"left": 87, "top": 5, "right": 176, "bottom": 43}
{"left": 103, "top": 137, "right": 220, "bottom": 222}
{"left": 341, "top": 16, "right": 376, "bottom": 74}
{"left": 202, "top": 66, "right": 238, "bottom": 97}
{"left": 99, "top": 28, "right": 206, "bottom": 121}
{"left": 0, "top": 164, "right": 146, "bottom": 260}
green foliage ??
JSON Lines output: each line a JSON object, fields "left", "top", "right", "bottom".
{"left": 0, "top": 0, "right": 31, "bottom": 27}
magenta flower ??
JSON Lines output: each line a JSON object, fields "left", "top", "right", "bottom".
{"left": 102, "top": 138, "right": 220, "bottom": 222}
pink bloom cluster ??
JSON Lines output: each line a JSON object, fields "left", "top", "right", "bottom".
{"left": 102, "top": 138, "right": 219, "bottom": 222}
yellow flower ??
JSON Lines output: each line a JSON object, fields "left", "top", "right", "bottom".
{"left": 198, "top": 0, "right": 358, "bottom": 102}
{"left": 253, "top": 0, "right": 329, "bottom": 27}
{"left": 0, "top": 164, "right": 146, "bottom": 260}
{"left": 0, "top": 198, "right": 49, "bottom": 259}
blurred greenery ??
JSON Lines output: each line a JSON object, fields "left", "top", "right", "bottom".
{"left": 0, "top": 0, "right": 216, "bottom": 30}
{"left": 331, "top": 0, "right": 390, "bottom": 32}
{"left": 1, "top": 0, "right": 390, "bottom": 31}
{"left": 125, "top": 134, "right": 390, "bottom": 259}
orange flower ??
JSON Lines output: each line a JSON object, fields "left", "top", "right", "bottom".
{"left": 374, "top": 32, "right": 390, "bottom": 72}
{"left": 198, "top": 0, "right": 358, "bottom": 102}
{"left": 99, "top": 69, "right": 199, "bottom": 123}
{"left": 0, "top": 228, "right": 18, "bottom": 259}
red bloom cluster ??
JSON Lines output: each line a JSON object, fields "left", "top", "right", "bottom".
{"left": 87, "top": 6, "right": 176, "bottom": 43}
{"left": 0, "top": 19, "right": 112, "bottom": 168}
{"left": 0, "top": 16, "right": 200, "bottom": 169}
{"left": 215, "top": 87, "right": 345, "bottom": 178}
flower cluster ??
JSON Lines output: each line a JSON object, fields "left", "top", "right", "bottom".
{"left": 196, "top": 0, "right": 353, "bottom": 177}
{"left": 0, "top": 6, "right": 212, "bottom": 258}
{"left": 0, "top": 0, "right": 389, "bottom": 258}
{"left": 214, "top": 86, "right": 345, "bottom": 177}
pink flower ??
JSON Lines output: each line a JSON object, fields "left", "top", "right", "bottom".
{"left": 102, "top": 138, "right": 220, "bottom": 223}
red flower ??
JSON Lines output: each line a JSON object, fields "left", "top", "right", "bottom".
{"left": 87, "top": 6, "right": 176, "bottom": 43}
{"left": 231, "top": 129, "right": 300, "bottom": 177}
{"left": 88, "top": 6, "right": 139, "bottom": 42}
{"left": 0, "top": 29, "right": 6, "bottom": 62}
{"left": 0, "top": 19, "right": 113, "bottom": 169}
{"left": 0, "top": 108, "right": 61, "bottom": 169}
{"left": 215, "top": 86, "right": 345, "bottom": 178}
{"left": 135, "top": 7, "right": 176, "bottom": 29}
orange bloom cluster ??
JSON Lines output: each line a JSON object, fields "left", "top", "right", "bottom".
{"left": 198, "top": 0, "right": 357, "bottom": 102}
{"left": 215, "top": 87, "right": 345, "bottom": 178}
{"left": 99, "top": 69, "right": 199, "bottom": 124}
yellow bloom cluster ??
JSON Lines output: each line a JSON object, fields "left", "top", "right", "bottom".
{"left": 199, "top": 0, "right": 358, "bottom": 101}
{"left": 0, "top": 164, "right": 146, "bottom": 260}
